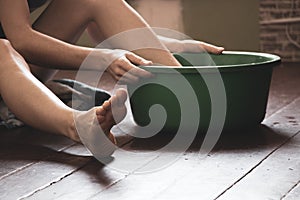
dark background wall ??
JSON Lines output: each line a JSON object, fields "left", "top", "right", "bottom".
{"left": 182, "top": 0, "right": 260, "bottom": 51}
{"left": 260, "top": 0, "right": 300, "bottom": 62}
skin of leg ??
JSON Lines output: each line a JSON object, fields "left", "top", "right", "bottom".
{"left": 0, "top": 40, "right": 126, "bottom": 145}
{"left": 89, "top": 0, "right": 181, "bottom": 65}
{"left": 30, "top": 0, "right": 92, "bottom": 82}
{"left": 0, "top": 39, "right": 78, "bottom": 141}
{"left": 31, "top": 0, "right": 180, "bottom": 81}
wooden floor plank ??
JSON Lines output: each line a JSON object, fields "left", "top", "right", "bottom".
{"left": 22, "top": 120, "right": 136, "bottom": 199}
{"left": 0, "top": 127, "right": 75, "bottom": 180}
{"left": 86, "top": 97, "right": 300, "bottom": 200}
{"left": 217, "top": 132, "right": 300, "bottom": 200}
{"left": 25, "top": 139, "right": 176, "bottom": 200}
{"left": 0, "top": 100, "right": 134, "bottom": 199}
{"left": 266, "top": 63, "right": 300, "bottom": 117}
{"left": 26, "top": 64, "right": 299, "bottom": 200}
{"left": 283, "top": 182, "right": 300, "bottom": 200}
{"left": 0, "top": 126, "right": 75, "bottom": 151}
{"left": 0, "top": 143, "right": 68, "bottom": 180}
{"left": 24, "top": 159, "right": 126, "bottom": 200}
{"left": 89, "top": 152, "right": 268, "bottom": 199}
{"left": 0, "top": 63, "right": 298, "bottom": 199}
{"left": 214, "top": 97, "right": 300, "bottom": 200}
{"left": 0, "top": 145, "right": 91, "bottom": 200}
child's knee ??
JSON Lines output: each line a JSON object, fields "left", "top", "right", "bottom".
{"left": 0, "top": 39, "right": 29, "bottom": 71}
{"left": 0, "top": 39, "right": 16, "bottom": 65}
{"left": 0, "top": 39, "right": 13, "bottom": 54}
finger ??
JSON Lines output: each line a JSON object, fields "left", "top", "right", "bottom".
{"left": 199, "top": 42, "right": 224, "bottom": 54}
{"left": 120, "top": 76, "right": 142, "bottom": 84}
{"left": 107, "top": 67, "right": 122, "bottom": 82}
{"left": 120, "top": 72, "right": 139, "bottom": 82}
{"left": 126, "top": 52, "right": 153, "bottom": 66}
{"left": 118, "top": 73, "right": 140, "bottom": 84}
{"left": 130, "top": 66, "right": 154, "bottom": 78}
{"left": 110, "top": 67, "right": 138, "bottom": 84}
{"left": 119, "top": 59, "right": 153, "bottom": 78}
{"left": 112, "top": 64, "right": 140, "bottom": 83}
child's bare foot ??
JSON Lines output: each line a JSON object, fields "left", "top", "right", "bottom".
{"left": 95, "top": 89, "right": 127, "bottom": 144}
{"left": 72, "top": 89, "right": 127, "bottom": 157}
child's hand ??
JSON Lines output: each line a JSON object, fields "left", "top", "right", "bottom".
{"left": 107, "top": 51, "right": 153, "bottom": 84}
{"left": 182, "top": 40, "right": 224, "bottom": 54}
{"left": 159, "top": 36, "right": 224, "bottom": 54}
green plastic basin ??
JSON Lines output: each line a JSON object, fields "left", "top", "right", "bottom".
{"left": 128, "top": 51, "right": 281, "bottom": 133}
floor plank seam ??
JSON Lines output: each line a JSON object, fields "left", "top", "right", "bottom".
{"left": 0, "top": 162, "right": 35, "bottom": 181}
{"left": 150, "top": 151, "right": 219, "bottom": 199}
{"left": 93, "top": 150, "right": 216, "bottom": 199}
{"left": 19, "top": 158, "right": 94, "bottom": 200}
{"left": 88, "top": 173, "right": 131, "bottom": 199}
{"left": 23, "top": 138, "right": 135, "bottom": 200}
{"left": 88, "top": 142, "right": 147, "bottom": 198}
{"left": 214, "top": 130, "right": 300, "bottom": 200}
{"left": 0, "top": 142, "right": 76, "bottom": 181}
{"left": 89, "top": 146, "right": 181, "bottom": 198}
{"left": 281, "top": 180, "right": 300, "bottom": 200}
{"left": 84, "top": 139, "right": 138, "bottom": 198}
{"left": 0, "top": 142, "right": 87, "bottom": 199}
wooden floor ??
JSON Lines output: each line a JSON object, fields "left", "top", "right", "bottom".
{"left": 0, "top": 63, "right": 299, "bottom": 200}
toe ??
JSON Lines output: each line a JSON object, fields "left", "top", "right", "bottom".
{"left": 97, "top": 115, "right": 105, "bottom": 123}
{"left": 112, "top": 89, "right": 127, "bottom": 106}
{"left": 108, "top": 132, "right": 117, "bottom": 145}
{"left": 102, "top": 100, "right": 111, "bottom": 111}
{"left": 96, "top": 106, "right": 106, "bottom": 116}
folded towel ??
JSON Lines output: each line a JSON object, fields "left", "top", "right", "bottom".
{"left": 48, "top": 79, "right": 111, "bottom": 111}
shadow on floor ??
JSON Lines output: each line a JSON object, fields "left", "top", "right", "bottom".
{"left": 0, "top": 142, "right": 119, "bottom": 186}
{"left": 0, "top": 124, "right": 121, "bottom": 186}
{"left": 126, "top": 124, "right": 290, "bottom": 153}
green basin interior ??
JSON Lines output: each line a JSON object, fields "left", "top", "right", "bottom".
{"left": 128, "top": 51, "right": 281, "bottom": 133}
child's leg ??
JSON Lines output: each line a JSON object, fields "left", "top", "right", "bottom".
{"left": 0, "top": 39, "right": 126, "bottom": 147}
{"left": 32, "top": 0, "right": 180, "bottom": 75}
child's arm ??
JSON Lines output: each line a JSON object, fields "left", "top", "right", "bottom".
{"left": 0, "top": 0, "right": 152, "bottom": 81}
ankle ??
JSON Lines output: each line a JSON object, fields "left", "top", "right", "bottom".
{"left": 64, "top": 110, "right": 81, "bottom": 143}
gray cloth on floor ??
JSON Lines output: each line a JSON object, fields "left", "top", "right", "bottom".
{"left": 48, "top": 79, "right": 111, "bottom": 111}
{"left": 0, "top": 79, "right": 111, "bottom": 129}
{"left": 0, "top": 100, "right": 24, "bottom": 128}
